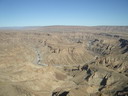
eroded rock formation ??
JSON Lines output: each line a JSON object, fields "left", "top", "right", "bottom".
{"left": 0, "top": 26, "right": 128, "bottom": 96}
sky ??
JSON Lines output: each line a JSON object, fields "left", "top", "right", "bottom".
{"left": 0, "top": 0, "right": 128, "bottom": 27}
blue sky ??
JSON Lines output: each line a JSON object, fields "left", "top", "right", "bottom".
{"left": 0, "top": 0, "right": 128, "bottom": 27}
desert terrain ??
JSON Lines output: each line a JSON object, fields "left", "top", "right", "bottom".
{"left": 0, "top": 26, "right": 128, "bottom": 96}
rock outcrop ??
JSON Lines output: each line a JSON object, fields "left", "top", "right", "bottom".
{"left": 0, "top": 26, "right": 128, "bottom": 96}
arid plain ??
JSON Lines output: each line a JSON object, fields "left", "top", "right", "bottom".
{"left": 0, "top": 26, "right": 128, "bottom": 96}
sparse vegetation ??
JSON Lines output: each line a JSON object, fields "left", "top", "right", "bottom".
{"left": 0, "top": 26, "right": 128, "bottom": 96}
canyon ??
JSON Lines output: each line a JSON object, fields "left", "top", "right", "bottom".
{"left": 0, "top": 26, "right": 128, "bottom": 96}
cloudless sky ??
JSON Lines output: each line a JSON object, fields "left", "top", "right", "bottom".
{"left": 0, "top": 0, "right": 128, "bottom": 27}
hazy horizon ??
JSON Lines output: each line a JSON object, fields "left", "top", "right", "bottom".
{"left": 1, "top": 25, "right": 128, "bottom": 28}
